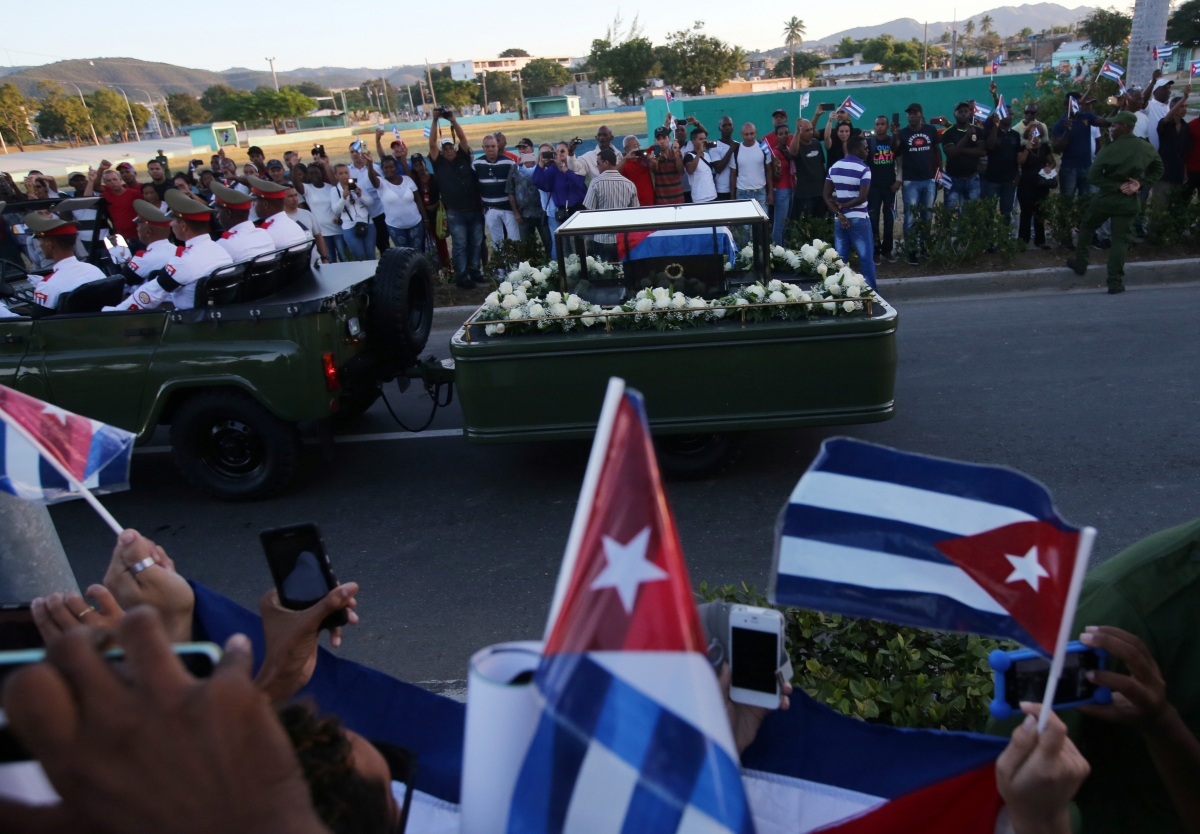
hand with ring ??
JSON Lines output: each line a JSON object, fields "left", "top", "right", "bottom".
{"left": 30, "top": 587, "right": 125, "bottom": 641}
{"left": 102, "top": 529, "right": 196, "bottom": 643}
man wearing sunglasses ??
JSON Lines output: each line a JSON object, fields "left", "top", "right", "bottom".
{"left": 1019, "top": 102, "right": 1049, "bottom": 150}
{"left": 577, "top": 125, "right": 623, "bottom": 185}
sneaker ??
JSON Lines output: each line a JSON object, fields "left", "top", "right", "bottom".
{"left": 906, "top": 252, "right": 920, "bottom": 266}
{"left": 873, "top": 253, "right": 882, "bottom": 265}
{"left": 883, "top": 252, "right": 897, "bottom": 263}
{"left": 1108, "top": 284, "right": 1125, "bottom": 294}
{"left": 454, "top": 278, "right": 475, "bottom": 290}
{"left": 1066, "top": 258, "right": 1087, "bottom": 276}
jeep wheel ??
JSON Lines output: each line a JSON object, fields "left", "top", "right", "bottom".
{"left": 370, "top": 247, "right": 434, "bottom": 370}
{"left": 654, "top": 433, "right": 743, "bottom": 480}
{"left": 170, "top": 390, "right": 300, "bottom": 500}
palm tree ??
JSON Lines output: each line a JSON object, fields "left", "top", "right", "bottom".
{"left": 980, "top": 14, "right": 993, "bottom": 34}
{"left": 782, "top": 17, "right": 807, "bottom": 90}
{"left": 729, "top": 46, "right": 751, "bottom": 79}
{"left": 963, "top": 19, "right": 976, "bottom": 45}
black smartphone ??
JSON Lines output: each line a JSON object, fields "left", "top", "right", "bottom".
{"left": 652, "top": 146, "right": 662, "bottom": 158}
{"left": 312, "top": 144, "right": 326, "bottom": 157}
{"left": 541, "top": 151, "right": 555, "bottom": 161}
{"left": 704, "top": 141, "right": 717, "bottom": 149}
{"left": 0, "top": 603, "right": 42, "bottom": 651}
{"left": 347, "top": 177, "right": 356, "bottom": 188}
{"left": 259, "top": 523, "right": 347, "bottom": 628}
{"left": 892, "top": 112, "right": 900, "bottom": 126}
{"left": 1003, "top": 649, "right": 1103, "bottom": 710}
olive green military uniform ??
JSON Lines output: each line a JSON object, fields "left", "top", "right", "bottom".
{"left": 990, "top": 517, "right": 1200, "bottom": 832}
{"left": 1071, "top": 129, "right": 1163, "bottom": 291}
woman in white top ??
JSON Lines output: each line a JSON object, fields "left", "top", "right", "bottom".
{"left": 366, "top": 156, "right": 427, "bottom": 251}
{"left": 297, "top": 163, "right": 344, "bottom": 262}
{"left": 330, "top": 163, "right": 376, "bottom": 261}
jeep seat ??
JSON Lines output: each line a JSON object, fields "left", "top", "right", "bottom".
{"left": 193, "top": 262, "right": 247, "bottom": 307}
{"left": 58, "top": 276, "right": 127, "bottom": 313}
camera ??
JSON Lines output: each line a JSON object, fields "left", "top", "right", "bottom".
{"left": 569, "top": 137, "right": 583, "bottom": 147}
{"left": 540, "top": 151, "right": 555, "bottom": 161}
{"left": 312, "top": 144, "right": 326, "bottom": 157}
{"left": 436, "top": 107, "right": 452, "bottom": 118}
{"left": 347, "top": 177, "right": 356, "bottom": 188}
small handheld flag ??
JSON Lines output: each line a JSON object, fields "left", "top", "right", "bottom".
{"left": 973, "top": 102, "right": 992, "bottom": 121}
{"left": 664, "top": 88, "right": 675, "bottom": 103}
{"left": 1154, "top": 44, "right": 1174, "bottom": 63}
{"left": 1067, "top": 96, "right": 1080, "bottom": 116}
{"left": 422, "top": 125, "right": 432, "bottom": 138}
{"left": 995, "top": 95, "right": 1010, "bottom": 120}
{"left": 1119, "top": 81, "right": 1128, "bottom": 95}
{"left": 991, "top": 58, "right": 1001, "bottom": 75}
{"left": 392, "top": 127, "right": 402, "bottom": 139}
{"left": 936, "top": 169, "right": 954, "bottom": 189}
{"left": 800, "top": 91, "right": 810, "bottom": 110}
{"left": 1192, "top": 61, "right": 1200, "bottom": 78}
{"left": 350, "top": 139, "right": 364, "bottom": 152}
{"left": 758, "top": 138, "right": 773, "bottom": 158}
{"left": 1099, "top": 60, "right": 1125, "bottom": 83}
{"left": 839, "top": 95, "right": 865, "bottom": 120}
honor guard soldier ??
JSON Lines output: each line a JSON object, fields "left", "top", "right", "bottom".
{"left": 250, "top": 179, "right": 309, "bottom": 248}
{"left": 119, "top": 200, "right": 176, "bottom": 291}
{"left": 24, "top": 212, "right": 106, "bottom": 312}
{"left": 106, "top": 189, "right": 233, "bottom": 311}
{"left": 1067, "top": 111, "right": 1164, "bottom": 294}
{"left": 211, "top": 181, "right": 274, "bottom": 262}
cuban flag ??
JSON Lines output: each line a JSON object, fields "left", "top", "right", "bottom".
{"left": 1067, "top": 96, "right": 1080, "bottom": 116}
{"left": 1154, "top": 44, "right": 1174, "bottom": 62}
{"left": 994, "top": 95, "right": 1010, "bottom": 120}
{"left": 0, "top": 386, "right": 133, "bottom": 503}
{"left": 800, "top": 91, "right": 810, "bottom": 111}
{"left": 839, "top": 96, "right": 864, "bottom": 120}
{"left": 1192, "top": 60, "right": 1200, "bottom": 77}
{"left": 935, "top": 170, "right": 953, "bottom": 190}
{"left": 973, "top": 102, "right": 992, "bottom": 121}
{"left": 615, "top": 227, "right": 738, "bottom": 264}
{"left": 1099, "top": 60, "right": 1125, "bottom": 82}
{"left": 393, "top": 127, "right": 403, "bottom": 140}
{"left": 1119, "top": 80, "right": 1128, "bottom": 95}
{"left": 350, "top": 139, "right": 365, "bottom": 152}
{"left": 507, "top": 378, "right": 753, "bottom": 834}
{"left": 991, "top": 58, "right": 1001, "bottom": 75}
{"left": 665, "top": 88, "right": 675, "bottom": 103}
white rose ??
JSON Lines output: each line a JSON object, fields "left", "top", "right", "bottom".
{"left": 688, "top": 296, "right": 707, "bottom": 309}
{"left": 508, "top": 308, "right": 523, "bottom": 320}
{"left": 798, "top": 291, "right": 811, "bottom": 303}
{"left": 494, "top": 322, "right": 505, "bottom": 334}
{"left": 822, "top": 301, "right": 836, "bottom": 311}
{"left": 532, "top": 271, "right": 548, "bottom": 284}
{"left": 817, "top": 263, "right": 827, "bottom": 276}
{"left": 768, "top": 279, "right": 782, "bottom": 292}
{"left": 748, "top": 285, "right": 766, "bottom": 299}
{"left": 846, "top": 274, "right": 866, "bottom": 287}
{"left": 528, "top": 303, "right": 545, "bottom": 319}
{"left": 769, "top": 291, "right": 787, "bottom": 303}
{"left": 847, "top": 285, "right": 861, "bottom": 298}
{"left": 785, "top": 253, "right": 801, "bottom": 269}
{"left": 652, "top": 287, "right": 670, "bottom": 301}
{"left": 521, "top": 280, "right": 532, "bottom": 290}
{"left": 654, "top": 295, "right": 672, "bottom": 310}
{"left": 581, "top": 315, "right": 595, "bottom": 327}
{"left": 586, "top": 255, "right": 596, "bottom": 266}
{"left": 835, "top": 259, "right": 846, "bottom": 270}
{"left": 740, "top": 244, "right": 753, "bottom": 258}
{"left": 803, "top": 248, "right": 817, "bottom": 263}
{"left": 498, "top": 281, "right": 513, "bottom": 295}
{"left": 501, "top": 295, "right": 520, "bottom": 309}
{"left": 508, "top": 271, "right": 523, "bottom": 283}
{"left": 771, "top": 245, "right": 786, "bottom": 257}
{"left": 671, "top": 294, "right": 687, "bottom": 309}
{"left": 843, "top": 300, "right": 857, "bottom": 312}
{"left": 635, "top": 298, "right": 653, "bottom": 312}
{"left": 713, "top": 306, "right": 727, "bottom": 318}
{"left": 566, "top": 295, "right": 581, "bottom": 312}
{"left": 485, "top": 324, "right": 498, "bottom": 337}
{"left": 551, "top": 302, "right": 569, "bottom": 317}
{"left": 546, "top": 291, "right": 563, "bottom": 305}
{"left": 824, "top": 275, "right": 839, "bottom": 288}
{"left": 828, "top": 283, "right": 842, "bottom": 297}
{"left": 812, "top": 238, "right": 826, "bottom": 249}
{"left": 485, "top": 292, "right": 500, "bottom": 307}
{"left": 515, "top": 290, "right": 528, "bottom": 303}
{"left": 735, "top": 297, "right": 750, "bottom": 306}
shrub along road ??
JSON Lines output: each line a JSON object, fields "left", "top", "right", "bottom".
{"left": 49, "top": 283, "right": 1200, "bottom": 687}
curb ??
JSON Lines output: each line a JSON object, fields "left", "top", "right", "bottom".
{"left": 878, "top": 257, "right": 1200, "bottom": 302}
{"left": 433, "top": 305, "right": 479, "bottom": 331}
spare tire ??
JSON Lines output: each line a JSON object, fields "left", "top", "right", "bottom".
{"left": 369, "top": 247, "right": 434, "bottom": 370}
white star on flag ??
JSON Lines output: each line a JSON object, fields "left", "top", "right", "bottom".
{"left": 1004, "top": 546, "right": 1050, "bottom": 591}
{"left": 590, "top": 526, "right": 668, "bottom": 613}
{"left": 41, "top": 403, "right": 71, "bottom": 425}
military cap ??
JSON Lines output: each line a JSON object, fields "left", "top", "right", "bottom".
{"left": 1111, "top": 111, "right": 1138, "bottom": 127}
{"left": 210, "top": 180, "right": 254, "bottom": 209}
{"left": 250, "top": 178, "right": 288, "bottom": 199}
{"left": 54, "top": 196, "right": 100, "bottom": 213}
{"left": 24, "top": 212, "right": 77, "bottom": 236}
{"left": 164, "top": 188, "right": 214, "bottom": 221}
{"left": 133, "top": 199, "right": 172, "bottom": 227}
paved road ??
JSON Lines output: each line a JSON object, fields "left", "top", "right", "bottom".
{"left": 49, "top": 283, "right": 1200, "bottom": 689}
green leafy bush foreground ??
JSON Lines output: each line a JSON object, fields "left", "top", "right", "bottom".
{"left": 699, "top": 581, "right": 1017, "bottom": 732}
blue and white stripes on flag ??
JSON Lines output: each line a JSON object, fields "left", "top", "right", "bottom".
{"left": 991, "top": 58, "right": 1001, "bottom": 75}
{"left": 936, "top": 169, "right": 953, "bottom": 189}
{"left": 839, "top": 96, "right": 864, "bottom": 120}
{"left": 350, "top": 139, "right": 365, "bottom": 152}
{"left": 973, "top": 102, "right": 992, "bottom": 121}
{"left": 393, "top": 127, "right": 402, "bottom": 140}
{"left": 1119, "top": 81, "right": 1128, "bottom": 95}
{"left": 664, "top": 88, "right": 675, "bottom": 103}
{"left": 1099, "top": 60, "right": 1125, "bottom": 82}
{"left": 758, "top": 138, "right": 773, "bottom": 158}
{"left": 995, "top": 95, "right": 1010, "bottom": 120}
{"left": 422, "top": 125, "right": 432, "bottom": 138}
{"left": 0, "top": 414, "right": 133, "bottom": 504}
{"left": 1154, "top": 44, "right": 1174, "bottom": 62}
{"left": 1067, "top": 96, "right": 1080, "bottom": 116}
{"left": 800, "top": 91, "right": 810, "bottom": 111}
{"left": 1192, "top": 61, "right": 1200, "bottom": 77}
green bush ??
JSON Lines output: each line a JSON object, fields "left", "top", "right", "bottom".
{"left": 784, "top": 214, "right": 835, "bottom": 251}
{"left": 904, "top": 197, "right": 1024, "bottom": 269}
{"left": 1041, "top": 192, "right": 1091, "bottom": 250}
{"left": 1145, "top": 189, "right": 1200, "bottom": 247}
{"left": 699, "top": 581, "right": 1016, "bottom": 732}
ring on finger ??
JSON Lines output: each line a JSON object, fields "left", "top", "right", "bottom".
{"left": 127, "top": 556, "right": 155, "bottom": 575}
{"left": 75, "top": 605, "right": 97, "bottom": 620}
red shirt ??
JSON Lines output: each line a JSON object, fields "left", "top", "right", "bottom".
{"left": 622, "top": 157, "right": 655, "bottom": 207}
{"left": 772, "top": 141, "right": 796, "bottom": 189}
{"left": 103, "top": 186, "right": 141, "bottom": 239}
{"left": 1187, "top": 118, "right": 1200, "bottom": 173}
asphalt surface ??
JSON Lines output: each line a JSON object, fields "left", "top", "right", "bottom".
{"left": 49, "top": 282, "right": 1200, "bottom": 688}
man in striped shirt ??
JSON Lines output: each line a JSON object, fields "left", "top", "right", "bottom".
{"left": 582, "top": 148, "right": 639, "bottom": 258}
{"left": 473, "top": 135, "right": 520, "bottom": 253}
{"left": 823, "top": 134, "right": 876, "bottom": 289}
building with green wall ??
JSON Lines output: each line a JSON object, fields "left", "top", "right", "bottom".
{"left": 645, "top": 74, "right": 1041, "bottom": 137}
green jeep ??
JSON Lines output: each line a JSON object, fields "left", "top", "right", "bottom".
{"left": 0, "top": 244, "right": 435, "bottom": 501}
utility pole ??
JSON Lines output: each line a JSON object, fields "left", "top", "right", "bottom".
{"left": 160, "top": 94, "right": 175, "bottom": 136}
{"left": 406, "top": 84, "right": 414, "bottom": 114}
{"left": 425, "top": 60, "right": 439, "bottom": 108}
{"left": 515, "top": 72, "right": 525, "bottom": 120}
{"left": 380, "top": 77, "right": 392, "bottom": 120}
{"left": 266, "top": 57, "right": 280, "bottom": 91}
{"left": 111, "top": 86, "right": 141, "bottom": 143}
{"left": 481, "top": 72, "right": 488, "bottom": 112}
{"left": 339, "top": 89, "right": 348, "bottom": 116}
{"left": 950, "top": 12, "right": 958, "bottom": 74}
{"left": 65, "top": 82, "right": 100, "bottom": 145}
{"left": 923, "top": 22, "right": 928, "bottom": 72}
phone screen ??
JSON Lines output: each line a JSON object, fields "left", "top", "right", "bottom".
{"left": 731, "top": 626, "right": 778, "bottom": 693}
{"left": 261, "top": 524, "right": 336, "bottom": 609}
{"left": 1004, "top": 650, "right": 1101, "bottom": 709}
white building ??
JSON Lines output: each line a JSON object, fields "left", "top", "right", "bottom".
{"left": 448, "top": 55, "right": 578, "bottom": 81}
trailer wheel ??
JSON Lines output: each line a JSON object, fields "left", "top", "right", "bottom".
{"left": 654, "top": 433, "right": 743, "bottom": 480}
{"left": 370, "top": 248, "right": 434, "bottom": 370}
{"left": 170, "top": 390, "right": 300, "bottom": 500}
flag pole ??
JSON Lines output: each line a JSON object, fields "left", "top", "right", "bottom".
{"left": 1037, "top": 526, "right": 1096, "bottom": 733}
{"left": 0, "top": 409, "right": 124, "bottom": 536}
{"left": 543, "top": 377, "right": 625, "bottom": 637}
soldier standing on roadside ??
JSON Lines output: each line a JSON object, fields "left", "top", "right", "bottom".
{"left": 1067, "top": 112, "right": 1164, "bottom": 294}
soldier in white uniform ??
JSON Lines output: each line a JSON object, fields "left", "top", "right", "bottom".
{"left": 23, "top": 213, "right": 106, "bottom": 313}
{"left": 211, "top": 181, "right": 274, "bottom": 262}
{"left": 251, "top": 179, "right": 309, "bottom": 249}
{"left": 106, "top": 190, "right": 232, "bottom": 312}
{"left": 118, "top": 200, "right": 176, "bottom": 293}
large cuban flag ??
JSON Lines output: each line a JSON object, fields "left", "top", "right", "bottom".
{"left": 771, "top": 437, "right": 1086, "bottom": 655}
{"left": 507, "top": 377, "right": 751, "bottom": 833}
{"left": 615, "top": 227, "right": 738, "bottom": 264}
{"left": 0, "top": 386, "right": 133, "bottom": 503}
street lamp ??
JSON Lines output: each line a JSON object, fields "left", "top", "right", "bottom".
{"left": 109, "top": 86, "right": 142, "bottom": 143}
{"left": 63, "top": 81, "right": 100, "bottom": 146}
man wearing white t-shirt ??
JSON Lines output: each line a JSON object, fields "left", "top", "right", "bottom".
{"left": 683, "top": 126, "right": 718, "bottom": 203}
{"left": 349, "top": 142, "right": 388, "bottom": 256}
{"left": 708, "top": 117, "right": 738, "bottom": 200}
{"left": 728, "top": 122, "right": 774, "bottom": 215}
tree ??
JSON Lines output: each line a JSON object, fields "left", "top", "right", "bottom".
{"left": 1079, "top": 7, "right": 1132, "bottom": 53}
{"left": 770, "top": 52, "right": 821, "bottom": 79}
{"left": 478, "top": 71, "right": 520, "bottom": 110}
{"left": 1168, "top": 0, "right": 1200, "bottom": 47}
{"left": 835, "top": 37, "right": 862, "bottom": 58}
{"left": 200, "top": 85, "right": 239, "bottom": 117}
{"left": 0, "top": 83, "right": 34, "bottom": 151}
{"left": 499, "top": 48, "right": 530, "bottom": 57}
{"left": 85, "top": 88, "right": 144, "bottom": 142}
{"left": 165, "top": 92, "right": 209, "bottom": 126}
{"left": 862, "top": 35, "right": 897, "bottom": 63}
{"left": 881, "top": 42, "right": 923, "bottom": 74}
{"left": 782, "top": 17, "right": 807, "bottom": 89}
{"left": 520, "top": 58, "right": 572, "bottom": 97}
{"left": 287, "top": 82, "right": 330, "bottom": 99}
{"left": 963, "top": 19, "right": 975, "bottom": 44}
{"left": 33, "top": 83, "right": 92, "bottom": 145}
{"left": 1020, "top": 27, "right": 1034, "bottom": 38}
{"left": 431, "top": 71, "right": 478, "bottom": 111}
{"left": 588, "top": 37, "right": 658, "bottom": 100}
{"left": 937, "top": 31, "right": 952, "bottom": 44}
{"left": 657, "top": 22, "right": 742, "bottom": 95}
{"left": 980, "top": 14, "right": 994, "bottom": 34}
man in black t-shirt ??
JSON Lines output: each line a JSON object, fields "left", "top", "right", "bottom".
{"left": 981, "top": 111, "right": 1023, "bottom": 225}
{"left": 895, "top": 103, "right": 941, "bottom": 264}
{"left": 428, "top": 109, "right": 486, "bottom": 289}
{"left": 787, "top": 117, "right": 827, "bottom": 218}
{"left": 941, "top": 101, "right": 986, "bottom": 210}
{"left": 867, "top": 115, "right": 899, "bottom": 262}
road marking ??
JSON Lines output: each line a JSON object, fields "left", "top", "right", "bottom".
{"left": 133, "top": 427, "right": 462, "bottom": 455}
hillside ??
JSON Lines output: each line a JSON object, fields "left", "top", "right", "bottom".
{"left": 804, "top": 3, "right": 1094, "bottom": 47}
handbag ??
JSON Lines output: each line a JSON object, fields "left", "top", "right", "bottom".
{"left": 435, "top": 203, "right": 449, "bottom": 239}
{"left": 353, "top": 221, "right": 369, "bottom": 239}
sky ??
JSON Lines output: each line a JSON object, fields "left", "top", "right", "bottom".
{"left": 1, "top": 0, "right": 1095, "bottom": 74}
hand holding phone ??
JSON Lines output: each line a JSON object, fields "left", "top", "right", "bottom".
{"left": 260, "top": 523, "right": 348, "bottom": 630}
{"left": 989, "top": 642, "right": 1111, "bottom": 720}
{"left": 728, "top": 604, "right": 786, "bottom": 708}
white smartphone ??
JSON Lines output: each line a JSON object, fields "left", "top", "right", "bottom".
{"left": 728, "top": 604, "right": 784, "bottom": 709}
